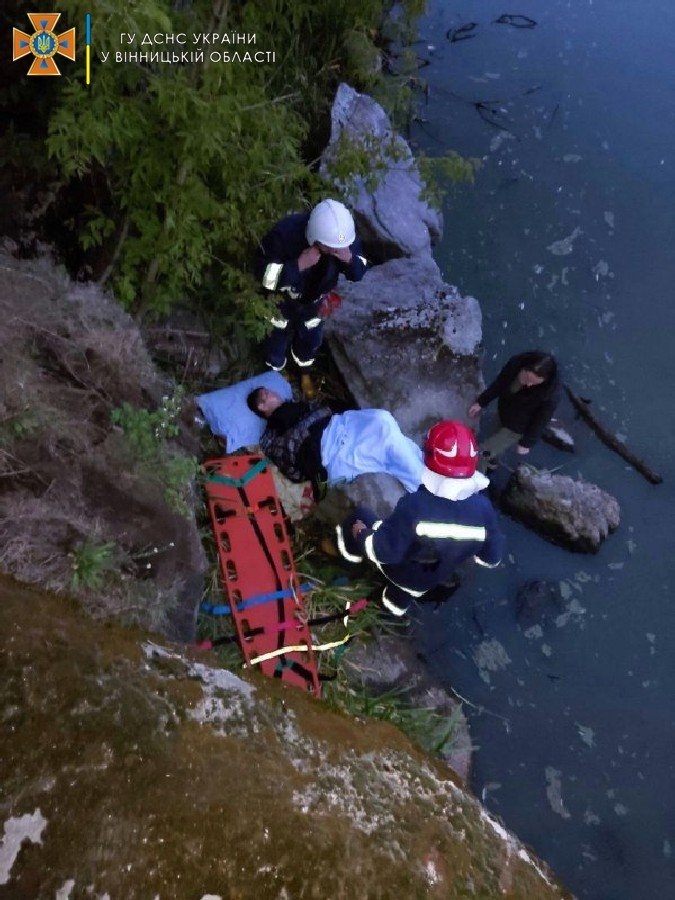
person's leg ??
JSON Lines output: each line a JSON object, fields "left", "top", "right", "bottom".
{"left": 290, "top": 316, "right": 323, "bottom": 369}
{"left": 478, "top": 425, "right": 523, "bottom": 472}
{"left": 380, "top": 582, "right": 412, "bottom": 617}
{"left": 264, "top": 300, "right": 292, "bottom": 370}
{"left": 321, "top": 409, "right": 423, "bottom": 491}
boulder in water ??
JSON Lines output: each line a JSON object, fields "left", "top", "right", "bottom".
{"left": 501, "top": 464, "right": 620, "bottom": 553}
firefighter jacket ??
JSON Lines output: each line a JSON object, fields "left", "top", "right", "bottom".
{"left": 352, "top": 485, "right": 505, "bottom": 597}
{"left": 254, "top": 212, "right": 367, "bottom": 305}
{"left": 477, "top": 352, "right": 562, "bottom": 448}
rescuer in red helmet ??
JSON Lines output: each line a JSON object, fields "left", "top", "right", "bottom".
{"left": 337, "top": 420, "right": 505, "bottom": 617}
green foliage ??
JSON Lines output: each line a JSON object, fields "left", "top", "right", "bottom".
{"left": 162, "top": 453, "right": 201, "bottom": 518}
{"left": 70, "top": 540, "right": 117, "bottom": 591}
{"left": 323, "top": 131, "right": 409, "bottom": 195}
{"left": 0, "top": 409, "right": 41, "bottom": 446}
{"left": 418, "top": 152, "right": 483, "bottom": 208}
{"left": 40, "top": 0, "right": 406, "bottom": 324}
{"left": 111, "top": 387, "right": 198, "bottom": 516}
{"left": 111, "top": 389, "right": 183, "bottom": 460}
{"left": 322, "top": 680, "right": 465, "bottom": 758}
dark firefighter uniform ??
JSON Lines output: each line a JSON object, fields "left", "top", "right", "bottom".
{"left": 338, "top": 486, "right": 505, "bottom": 616}
{"left": 254, "top": 212, "right": 367, "bottom": 369}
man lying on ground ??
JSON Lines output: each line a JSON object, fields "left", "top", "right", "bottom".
{"left": 246, "top": 387, "right": 423, "bottom": 499}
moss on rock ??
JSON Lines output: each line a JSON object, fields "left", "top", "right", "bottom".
{"left": 1, "top": 576, "right": 569, "bottom": 898}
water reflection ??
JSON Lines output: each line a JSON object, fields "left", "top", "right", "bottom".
{"left": 412, "top": 0, "right": 675, "bottom": 897}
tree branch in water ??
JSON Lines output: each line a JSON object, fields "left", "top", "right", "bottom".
{"left": 565, "top": 385, "right": 663, "bottom": 485}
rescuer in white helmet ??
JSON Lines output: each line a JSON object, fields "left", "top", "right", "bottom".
{"left": 254, "top": 199, "right": 367, "bottom": 386}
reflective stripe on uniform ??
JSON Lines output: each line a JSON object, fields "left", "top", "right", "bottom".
{"left": 474, "top": 555, "right": 500, "bottom": 568}
{"left": 304, "top": 317, "right": 322, "bottom": 328}
{"left": 415, "top": 522, "right": 487, "bottom": 541}
{"left": 291, "top": 347, "right": 314, "bottom": 367}
{"left": 266, "top": 358, "right": 286, "bottom": 372}
{"left": 363, "top": 522, "right": 383, "bottom": 564}
{"left": 280, "top": 285, "right": 301, "bottom": 299}
{"left": 335, "top": 525, "right": 363, "bottom": 564}
{"left": 381, "top": 586, "right": 408, "bottom": 617}
{"left": 269, "top": 316, "right": 288, "bottom": 329}
{"left": 262, "top": 262, "right": 283, "bottom": 290}
{"left": 364, "top": 523, "right": 425, "bottom": 599}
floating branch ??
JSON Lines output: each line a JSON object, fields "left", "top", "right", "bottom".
{"left": 565, "top": 385, "right": 663, "bottom": 485}
{"left": 447, "top": 22, "right": 478, "bottom": 43}
{"left": 494, "top": 14, "right": 538, "bottom": 29}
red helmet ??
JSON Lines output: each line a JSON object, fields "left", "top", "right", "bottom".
{"left": 424, "top": 420, "right": 479, "bottom": 478}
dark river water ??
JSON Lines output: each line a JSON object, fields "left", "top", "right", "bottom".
{"left": 409, "top": 1, "right": 675, "bottom": 897}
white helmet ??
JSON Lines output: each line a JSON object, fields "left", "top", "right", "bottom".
{"left": 306, "top": 199, "right": 355, "bottom": 249}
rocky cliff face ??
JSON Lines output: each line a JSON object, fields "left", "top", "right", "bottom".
{"left": 0, "top": 253, "right": 204, "bottom": 640}
{"left": 0, "top": 576, "right": 568, "bottom": 899}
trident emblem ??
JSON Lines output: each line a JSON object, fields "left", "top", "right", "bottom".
{"left": 13, "top": 13, "right": 76, "bottom": 76}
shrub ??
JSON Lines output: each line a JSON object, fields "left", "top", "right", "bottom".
{"left": 111, "top": 387, "right": 198, "bottom": 516}
{"left": 70, "top": 540, "right": 117, "bottom": 591}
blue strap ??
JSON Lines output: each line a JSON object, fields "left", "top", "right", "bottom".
{"left": 205, "top": 457, "right": 268, "bottom": 488}
{"left": 200, "top": 581, "right": 313, "bottom": 616}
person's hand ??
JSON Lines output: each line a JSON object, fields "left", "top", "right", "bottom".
{"left": 298, "top": 246, "right": 321, "bottom": 271}
{"left": 516, "top": 445, "right": 530, "bottom": 455}
{"left": 327, "top": 246, "right": 352, "bottom": 264}
{"left": 468, "top": 403, "right": 481, "bottom": 418}
{"left": 351, "top": 519, "right": 367, "bottom": 539}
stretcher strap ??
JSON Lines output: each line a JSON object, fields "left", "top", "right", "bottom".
{"left": 204, "top": 457, "right": 268, "bottom": 488}
{"left": 200, "top": 581, "right": 313, "bottom": 616}
{"left": 273, "top": 658, "right": 337, "bottom": 685}
{"left": 243, "top": 633, "right": 352, "bottom": 667}
{"left": 196, "top": 598, "right": 368, "bottom": 648}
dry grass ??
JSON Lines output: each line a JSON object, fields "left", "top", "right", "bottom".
{"left": 0, "top": 254, "right": 205, "bottom": 635}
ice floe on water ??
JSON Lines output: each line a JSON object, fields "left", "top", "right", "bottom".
{"left": 545, "top": 767, "right": 571, "bottom": 819}
{"left": 473, "top": 638, "right": 512, "bottom": 683}
{"left": 575, "top": 723, "right": 595, "bottom": 748}
{"left": 489, "top": 131, "right": 515, "bottom": 152}
{"left": 592, "top": 259, "right": 612, "bottom": 280}
{"left": 547, "top": 226, "right": 583, "bottom": 255}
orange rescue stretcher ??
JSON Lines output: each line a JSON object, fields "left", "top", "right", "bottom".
{"left": 202, "top": 454, "right": 321, "bottom": 697}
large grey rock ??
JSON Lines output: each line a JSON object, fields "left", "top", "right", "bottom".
{"left": 321, "top": 83, "right": 443, "bottom": 259}
{"left": 311, "top": 472, "right": 406, "bottom": 525}
{"left": 328, "top": 256, "right": 484, "bottom": 443}
{"left": 501, "top": 465, "right": 620, "bottom": 553}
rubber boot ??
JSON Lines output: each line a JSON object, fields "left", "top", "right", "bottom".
{"left": 300, "top": 372, "right": 317, "bottom": 399}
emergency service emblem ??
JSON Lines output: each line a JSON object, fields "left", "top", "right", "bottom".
{"left": 13, "top": 12, "right": 76, "bottom": 76}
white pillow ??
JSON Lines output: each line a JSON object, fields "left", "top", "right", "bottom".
{"left": 197, "top": 371, "right": 292, "bottom": 452}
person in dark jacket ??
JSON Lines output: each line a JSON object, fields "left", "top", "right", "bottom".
{"left": 254, "top": 199, "right": 367, "bottom": 374}
{"left": 468, "top": 350, "right": 561, "bottom": 470}
{"left": 247, "top": 387, "right": 423, "bottom": 499}
{"left": 337, "top": 421, "right": 505, "bottom": 617}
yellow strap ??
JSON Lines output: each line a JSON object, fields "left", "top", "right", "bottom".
{"left": 244, "top": 634, "right": 351, "bottom": 667}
